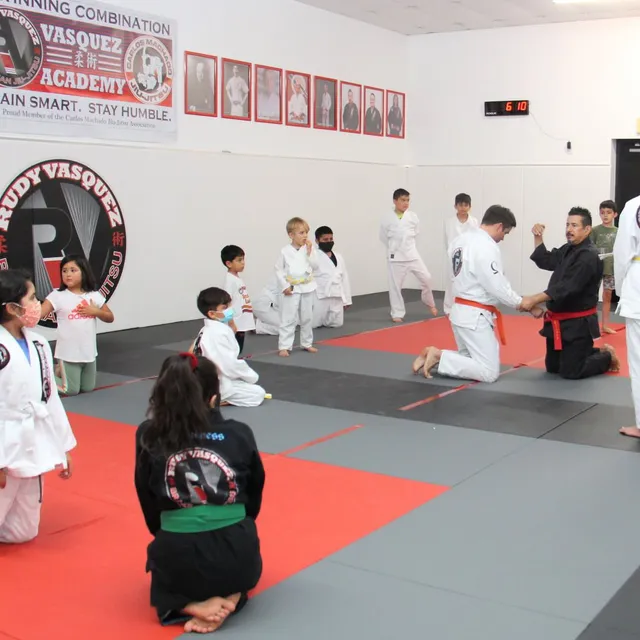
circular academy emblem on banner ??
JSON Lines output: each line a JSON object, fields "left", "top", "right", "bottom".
{"left": 0, "top": 9, "right": 43, "bottom": 88}
{"left": 0, "top": 160, "right": 127, "bottom": 328}
{"left": 124, "top": 36, "right": 173, "bottom": 105}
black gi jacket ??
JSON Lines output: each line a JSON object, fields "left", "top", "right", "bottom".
{"left": 530, "top": 238, "right": 603, "bottom": 343}
{"left": 134, "top": 410, "right": 265, "bottom": 536}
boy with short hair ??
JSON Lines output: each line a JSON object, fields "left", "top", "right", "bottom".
{"left": 221, "top": 244, "right": 255, "bottom": 355}
{"left": 591, "top": 200, "right": 619, "bottom": 334}
{"left": 275, "top": 217, "right": 319, "bottom": 357}
{"left": 379, "top": 188, "right": 437, "bottom": 322}
{"left": 312, "top": 225, "right": 352, "bottom": 328}
{"left": 192, "top": 287, "right": 267, "bottom": 407}
{"left": 444, "top": 193, "right": 479, "bottom": 315}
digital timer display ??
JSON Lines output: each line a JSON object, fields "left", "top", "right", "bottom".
{"left": 485, "top": 100, "right": 530, "bottom": 117}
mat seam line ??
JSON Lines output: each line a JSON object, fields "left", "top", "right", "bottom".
{"left": 323, "top": 558, "right": 591, "bottom": 626}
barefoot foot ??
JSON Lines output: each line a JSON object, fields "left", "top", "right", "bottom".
{"left": 423, "top": 347, "right": 442, "bottom": 379}
{"left": 412, "top": 346, "right": 431, "bottom": 374}
{"left": 183, "top": 596, "right": 237, "bottom": 624}
{"left": 392, "top": 317, "right": 403, "bottom": 323}
{"left": 278, "top": 350, "right": 290, "bottom": 357}
{"left": 304, "top": 346, "right": 318, "bottom": 353}
{"left": 602, "top": 343, "right": 620, "bottom": 372}
{"left": 602, "top": 326, "right": 616, "bottom": 335}
{"left": 620, "top": 427, "right": 640, "bottom": 439}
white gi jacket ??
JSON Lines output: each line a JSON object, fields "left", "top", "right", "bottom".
{"left": 449, "top": 228, "right": 522, "bottom": 329}
{"left": 314, "top": 251, "right": 352, "bottom": 304}
{"left": 0, "top": 326, "right": 76, "bottom": 478}
{"left": 379, "top": 210, "right": 421, "bottom": 262}
{"left": 614, "top": 195, "right": 640, "bottom": 319}
{"left": 445, "top": 214, "right": 479, "bottom": 251}
{"left": 275, "top": 244, "right": 318, "bottom": 294}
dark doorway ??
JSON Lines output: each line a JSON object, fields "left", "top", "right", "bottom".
{"left": 614, "top": 139, "right": 640, "bottom": 223}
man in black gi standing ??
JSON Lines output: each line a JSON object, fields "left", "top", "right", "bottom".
{"left": 520, "top": 207, "right": 620, "bottom": 379}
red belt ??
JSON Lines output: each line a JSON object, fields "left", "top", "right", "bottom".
{"left": 454, "top": 297, "right": 506, "bottom": 345}
{"left": 544, "top": 308, "right": 597, "bottom": 350}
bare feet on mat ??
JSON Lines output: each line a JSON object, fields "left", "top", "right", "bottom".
{"left": 602, "top": 344, "right": 620, "bottom": 372}
{"left": 183, "top": 596, "right": 237, "bottom": 629}
{"left": 423, "top": 347, "right": 442, "bottom": 378}
{"left": 412, "top": 346, "right": 431, "bottom": 374}
{"left": 304, "top": 346, "right": 318, "bottom": 353}
{"left": 278, "top": 350, "right": 290, "bottom": 357}
{"left": 392, "top": 317, "right": 403, "bottom": 323}
{"left": 620, "top": 427, "right": 640, "bottom": 439}
{"left": 602, "top": 326, "right": 616, "bottom": 335}
{"left": 430, "top": 306, "right": 438, "bottom": 317}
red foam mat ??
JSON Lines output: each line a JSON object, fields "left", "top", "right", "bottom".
{"left": 323, "top": 315, "right": 628, "bottom": 371}
{"left": 0, "top": 415, "right": 447, "bottom": 640}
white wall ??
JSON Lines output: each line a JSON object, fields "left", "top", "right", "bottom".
{"left": 407, "top": 18, "right": 640, "bottom": 295}
{"left": 0, "top": 0, "right": 409, "bottom": 334}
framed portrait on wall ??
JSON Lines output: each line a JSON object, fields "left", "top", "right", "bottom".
{"left": 313, "top": 76, "right": 337, "bottom": 130}
{"left": 363, "top": 85, "right": 384, "bottom": 136}
{"left": 285, "top": 70, "right": 311, "bottom": 127}
{"left": 340, "top": 81, "right": 361, "bottom": 134}
{"left": 184, "top": 51, "right": 217, "bottom": 117}
{"left": 222, "top": 58, "right": 252, "bottom": 121}
{"left": 386, "top": 90, "right": 405, "bottom": 138}
{"left": 255, "top": 65, "right": 282, "bottom": 124}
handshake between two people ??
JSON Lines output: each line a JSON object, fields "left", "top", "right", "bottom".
{"left": 518, "top": 295, "right": 545, "bottom": 319}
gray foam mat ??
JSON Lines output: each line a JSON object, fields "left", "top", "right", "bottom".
{"left": 405, "top": 387, "right": 595, "bottom": 437}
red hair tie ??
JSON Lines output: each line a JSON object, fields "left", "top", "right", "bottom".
{"left": 179, "top": 352, "right": 198, "bottom": 371}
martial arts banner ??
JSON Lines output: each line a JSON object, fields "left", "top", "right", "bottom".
{"left": 0, "top": 0, "right": 176, "bottom": 142}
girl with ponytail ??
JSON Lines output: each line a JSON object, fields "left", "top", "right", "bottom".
{"left": 134, "top": 352, "right": 265, "bottom": 634}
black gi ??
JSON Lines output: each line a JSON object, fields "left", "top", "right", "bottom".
{"left": 134, "top": 409, "right": 265, "bottom": 625}
{"left": 530, "top": 238, "right": 612, "bottom": 379}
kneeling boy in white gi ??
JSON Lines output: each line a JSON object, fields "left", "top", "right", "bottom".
{"left": 0, "top": 269, "right": 75, "bottom": 544}
{"left": 312, "top": 226, "right": 352, "bottom": 328}
{"left": 253, "top": 274, "right": 282, "bottom": 336}
{"left": 193, "top": 287, "right": 267, "bottom": 407}
{"left": 413, "top": 205, "right": 542, "bottom": 383}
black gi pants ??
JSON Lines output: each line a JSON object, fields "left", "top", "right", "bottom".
{"left": 545, "top": 336, "right": 611, "bottom": 379}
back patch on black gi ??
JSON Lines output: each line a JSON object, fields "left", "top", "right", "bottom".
{"left": 0, "top": 344, "right": 10, "bottom": 370}
{"left": 636, "top": 205, "right": 640, "bottom": 228}
{"left": 452, "top": 248, "right": 463, "bottom": 277}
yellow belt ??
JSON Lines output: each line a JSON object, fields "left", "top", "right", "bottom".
{"left": 634, "top": 257, "right": 640, "bottom": 262}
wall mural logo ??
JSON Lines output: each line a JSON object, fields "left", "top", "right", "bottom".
{"left": 0, "top": 9, "right": 43, "bottom": 88}
{"left": 0, "top": 159, "right": 127, "bottom": 328}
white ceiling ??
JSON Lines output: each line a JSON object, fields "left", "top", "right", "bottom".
{"left": 294, "top": 0, "right": 640, "bottom": 35}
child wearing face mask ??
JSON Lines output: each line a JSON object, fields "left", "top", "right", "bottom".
{"left": 39, "top": 254, "right": 115, "bottom": 396}
{"left": 191, "top": 287, "right": 268, "bottom": 407}
{"left": 312, "top": 226, "right": 352, "bottom": 329}
{"left": 0, "top": 269, "right": 76, "bottom": 544}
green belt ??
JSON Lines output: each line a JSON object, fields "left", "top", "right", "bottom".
{"left": 160, "top": 504, "right": 246, "bottom": 533}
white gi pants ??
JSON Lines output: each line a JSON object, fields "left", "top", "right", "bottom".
{"left": 387, "top": 258, "right": 434, "bottom": 319}
{"left": 0, "top": 475, "right": 42, "bottom": 544}
{"left": 627, "top": 318, "right": 640, "bottom": 427}
{"left": 437, "top": 316, "right": 500, "bottom": 383}
{"left": 312, "top": 295, "right": 344, "bottom": 329}
{"left": 443, "top": 277, "right": 454, "bottom": 316}
{"left": 279, "top": 292, "right": 314, "bottom": 351}
{"left": 253, "top": 295, "right": 281, "bottom": 336}
{"left": 221, "top": 378, "right": 266, "bottom": 408}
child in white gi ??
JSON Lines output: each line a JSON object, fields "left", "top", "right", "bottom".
{"left": 0, "top": 269, "right": 76, "bottom": 544}
{"left": 275, "top": 217, "right": 319, "bottom": 357}
{"left": 221, "top": 245, "right": 255, "bottom": 355}
{"left": 312, "top": 225, "right": 352, "bottom": 328}
{"left": 379, "top": 188, "right": 437, "bottom": 322}
{"left": 193, "top": 287, "right": 267, "bottom": 407}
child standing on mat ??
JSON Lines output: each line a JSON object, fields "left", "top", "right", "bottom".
{"left": 590, "top": 200, "right": 619, "bottom": 334}
{"left": 0, "top": 269, "right": 76, "bottom": 544}
{"left": 275, "top": 217, "right": 319, "bottom": 357}
{"left": 221, "top": 245, "right": 255, "bottom": 355}
{"left": 40, "top": 255, "right": 114, "bottom": 396}
{"left": 193, "top": 287, "right": 268, "bottom": 407}
{"left": 379, "top": 188, "right": 437, "bottom": 323}
{"left": 134, "top": 352, "right": 264, "bottom": 634}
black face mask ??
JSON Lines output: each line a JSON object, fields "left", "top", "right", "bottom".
{"left": 318, "top": 241, "right": 334, "bottom": 253}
